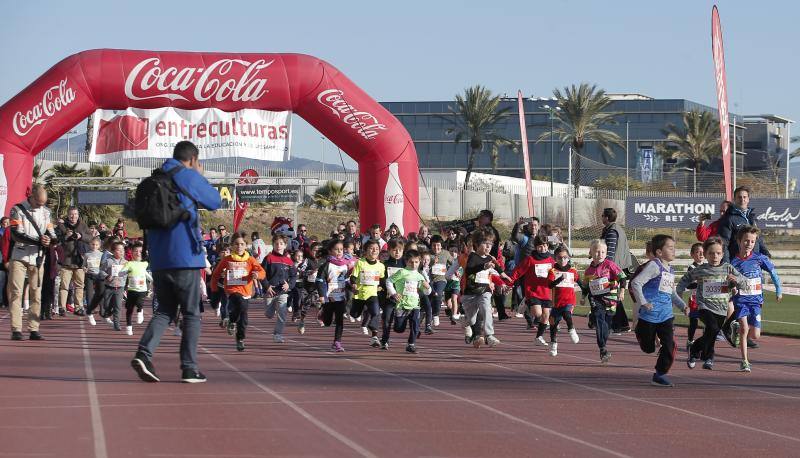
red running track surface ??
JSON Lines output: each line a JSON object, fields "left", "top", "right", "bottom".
{"left": 1, "top": 307, "right": 799, "bottom": 458}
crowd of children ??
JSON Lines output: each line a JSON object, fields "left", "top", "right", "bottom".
{"left": 34, "top": 213, "right": 784, "bottom": 388}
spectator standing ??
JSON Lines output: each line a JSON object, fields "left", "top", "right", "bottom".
{"left": 717, "top": 186, "right": 771, "bottom": 262}
{"left": 695, "top": 200, "right": 732, "bottom": 242}
{"left": 55, "top": 207, "right": 92, "bottom": 316}
{"left": 601, "top": 208, "right": 632, "bottom": 333}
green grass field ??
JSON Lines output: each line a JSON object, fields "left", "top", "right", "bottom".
{"left": 572, "top": 293, "right": 800, "bottom": 338}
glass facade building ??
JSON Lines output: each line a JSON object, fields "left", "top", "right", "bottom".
{"left": 380, "top": 97, "right": 757, "bottom": 184}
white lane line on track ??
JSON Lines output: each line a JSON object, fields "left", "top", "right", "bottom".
{"left": 199, "top": 345, "right": 377, "bottom": 458}
{"left": 80, "top": 320, "right": 108, "bottom": 458}
{"left": 250, "top": 325, "right": 631, "bottom": 458}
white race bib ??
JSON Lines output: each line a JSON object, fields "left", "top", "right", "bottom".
{"left": 475, "top": 270, "right": 491, "bottom": 285}
{"left": 658, "top": 272, "right": 675, "bottom": 294}
{"left": 431, "top": 263, "right": 447, "bottom": 276}
{"left": 555, "top": 271, "right": 575, "bottom": 288}
{"left": 226, "top": 262, "right": 248, "bottom": 286}
{"left": 534, "top": 263, "right": 552, "bottom": 278}
{"left": 589, "top": 277, "right": 610, "bottom": 295}
{"left": 111, "top": 264, "right": 122, "bottom": 278}
{"left": 702, "top": 279, "right": 728, "bottom": 298}
{"left": 87, "top": 258, "right": 100, "bottom": 270}
{"left": 359, "top": 271, "right": 380, "bottom": 286}
{"left": 131, "top": 275, "right": 147, "bottom": 290}
{"left": 386, "top": 267, "right": 402, "bottom": 279}
{"left": 739, "top": 277, "right": 762, "bottom": 296}
{"left": 328, "top": 281, "right": 346, "bottom": 301}
{"left": 403, "top": 280, "right": 419, "bottom": 296}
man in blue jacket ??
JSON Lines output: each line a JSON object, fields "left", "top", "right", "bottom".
{"left": 717, "top": 186, "right": 771, "bottom": 262}
{"left": 132, "top": 141, "right": 221, "bottom": 383}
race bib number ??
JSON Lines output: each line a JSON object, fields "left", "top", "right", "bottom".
{"left": 658, "top": 272, "right": 675, "bottom": 294}
{"left": 87, "top": 258, "right": 100, "bottom": 270}
{"left": 589, "top": 277, "right": 610, "bottom": 295}
{"left": 534, "top": 263, "right": 552, "bottom": 278}
{"left": 475, "top": 270, "right": 491, "bottom": 284}
{"left": 359, "top": 271, "right": 380, "bottom": 286}
{"left": 226, "top": 262, "right": 248, "bottom": 286}
{"left": 739, "top": 277, "right": 762, "bottom": 296}
{"left": 387, "top": 267, "right": 402, "bottom": 279}
{"left": 403, "top": 280, "right": 419, "bottom": 296}
{"left": 110, "top": 264, "right": 122, "bottom": 278}
{"left": 132, "top": 275, "right": 146, "bottom": 290}
{"left": 702, "top": 279, "right": 728, "bottom": 298}
{"left": 431, "top": 263, "right": 447, "bottom": 276}
{"left": 328, "top": 281, "right": 346, "bottom": 301}
{"left": 555, "top": 272, "right": 575, "bottom": 288}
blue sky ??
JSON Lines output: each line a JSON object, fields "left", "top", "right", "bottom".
{"left": 1, "top": 0, "right": 797, "bottom": 170}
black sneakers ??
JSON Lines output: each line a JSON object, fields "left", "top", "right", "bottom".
{"left": 131, "top": 352, "right": 160, "bottom": 382}
{"left": 236, "top": 340, "right": 245, "bottom": 352}
{"left": 10, "top": 331, "right": 23, "bottom": 341}
{"left": 29, "top": 331, "right": 44, "bottom": 341}
{"left": 181, "top": 369, "right": 207, "bottom": 383}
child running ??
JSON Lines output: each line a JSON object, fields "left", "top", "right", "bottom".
{"left": 316, "top": 240, "right": 351, "bottom": 352}
{"left": 120, "top": 243, "right": 152, "bottom": 335}
{"left": 98, "top": 241, "right": 128, "bottom": 331}
{"left": 385, "top": 249, "right": 432, "bottom": 353}
{"left": 296, "top": 243, "right": 321, "bottom": 335}
{"left": 211, "top": 233, "right": 266, "bottom": 351}
{"left": 677, "top": 237, "right": 745, "bottom": 370}
{"left": 83, "top": 237, "right": 104, "bottom": 326}
{"left": 262, "top": 235, "right": 297, "bottom": 344}
{"left": 729, "top": 226, "right": 782, "bottom": 372}
{"left": 428, "top": 235, "right": 454, "bottom": 329}
{"left": 546, "top": 246, "right": 581, "bottom": 356}
{"left": 629, "top": 235, "right": 687, "bottom": 387}
{"left": 350, "top": 240, "right": 385, "bottom": 347}
{"left": 580, "top": 239, "right": 626, "bottom": 364}
{"left": 461, "top": 229, "right": 501, "bottom": 348}
{"left": 379, "top": 239, "right": 406, "bottom": 350}
{"left": 505, "top": 235, "right": 555, "bottom": 347}
{"left": 685, "top": 242, "right": 705, "bottom": 351}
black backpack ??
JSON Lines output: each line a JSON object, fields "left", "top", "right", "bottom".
{"left": 134, "top": 166, "right": 192, "bottom": 230}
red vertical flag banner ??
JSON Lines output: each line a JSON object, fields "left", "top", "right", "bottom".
{"left": 712, "top": 5, "right": 733, "bottom": 201}
{"left": 517, "top": 91, "right": 535, "bottom": 216}
{"left": 233, "top": 169, "right": 259, "bottom": 232}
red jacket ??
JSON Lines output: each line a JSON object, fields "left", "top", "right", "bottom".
{"left": 695, "top": 219, "right": 720, "bottom": 242}
{"left": 506, "top": 254, "right": 555, "bottom": 301}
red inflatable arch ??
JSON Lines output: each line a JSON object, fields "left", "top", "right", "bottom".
{"left": 0, "top": 49, "right": 419, "bottom": 234}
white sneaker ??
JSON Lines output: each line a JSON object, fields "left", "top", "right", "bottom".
{"left": 105, "top": 317, "right": 113, "bottom": 325}
{"left": 273, "top": 334, "right": 285, "bottom": 343}
{"left": 486, "top": 335, "right": 501, "bottom": 347}
{"left": 361, "top": 326, "right": 369, "bottom": 335}
{"left": 88, "top": 315, "right": 96, "bottom": 326}
{"left": 125, "top": 326, "right": 133, "bottom": 336}
{"left": 515, "top": 313, "right": 524, "bottom": 318}
{"left": 23, "top": 301, "right": 30, "bottom": 311}
{"left": 433, "top": 316, "right": 440, "bottom": 327}
{"left": 549, "top": 343, "right": 558, "bottom": 357}
{"left": 569, "top": 328, "right": 580, "bottom": 344}
{"left": 347, "top": 314, "right": 355, "bottom": 323}
{"left": 452, "top": 313, "right": 461, "bottom": 320}
{"left": 536, "top": 336, "right": 549, "bottom": 347}
{"left": 464, "top": 325, "right": 473, "bottom": 338}
{"left": 136, "top": 310, "right": 144, "bottom": 324}
{"left": 173, "top": 327, "right": 182, "bottom": 337}
{"left": 215, "top": 307, "right": 221, "bottom": 317}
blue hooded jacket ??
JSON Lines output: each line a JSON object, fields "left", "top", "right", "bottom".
{"left": 146, "top": 158, "right": 221, "bottom": 271}
{"left": 717, "top": 205, "right": 771, "bottom": 262}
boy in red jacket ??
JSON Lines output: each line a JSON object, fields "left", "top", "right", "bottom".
{"left": 505, "top": 235, "right": 555, "bottom": 347}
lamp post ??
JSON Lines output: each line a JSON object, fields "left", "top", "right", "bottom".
{"left": 680, "top": 166, "right": 697, "bottom": 194}
{"left": 320, "top": 136, "right": 325, "bottom": 175}
{"left": 539, "top": 102, "right": 561, "bottom": 197}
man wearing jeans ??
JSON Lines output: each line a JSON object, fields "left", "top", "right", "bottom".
{"left": 131, "top": 141, "right": 221, "bottom": 383}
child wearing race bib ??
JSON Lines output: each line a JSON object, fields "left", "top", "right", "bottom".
{"left": 83, "top": 237, "right": 104, "bottom": 326}
{"left": 629, "top": 235, "right": 687, "bottom": 387}
{"left": 419, "top": 251, "right": 436, "bottom": 335}
{"left": 261, "top": 235, "right": 297, "bottom": 344}
{"left": 684, "top": 243, "right": 705, "bottom": 350}
{"left": 385, "top": 250, "right": 432, "bottom": 353}
{"left": 98, "top": 241, "right": 129, "bottom": 331}
{"left": 296, "top": 243, "right": 321, "bottom": 335}
{"left": 677, "top": 237, "right": 746, "bottom": 370}
{"left": 378, "top": 239, "right": 406, "bottom": 350}
{"left": 349, "top": 240, "right": 385, "bottom": 348}
{"left": 580, "top": 239, "right": 626, "bottom": 364}
{"left": 211, "top": 233, "right": 266, "bottom": 352}
{"left": 730, "top": 226, "right": 782, "bottom": 372}
{"left": 444, "top": 242, "right": 466, "bottom": 325}
{"left": 289, "top": 249, "right": 307, "bottom": 322}
{"left": 120, "top": 243, "right": 153, "bottom": 336}
{"left": 210, "top": 244, "right": 231, "bottom": 328}
{"left": 429, "top": 235, "right": 454, "bottom": 328}
{"left": 546, "top": 246, "right": 581, "bottom": 356}
{"left": 315, "top": 240, "right": 352, "bottom": 352}
{"left": 506, "top": 235, "right": 556, "bottom": 347}
{"left": 461, "top": 229, "right": 501, "bottom": 348}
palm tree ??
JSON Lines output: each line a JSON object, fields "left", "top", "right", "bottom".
{"left": 313, "top": 181, "right": 354, "bottom": 211}
{"left": 536, "top": 83, "right": 624, "bottom": 192}
{"left": 659, "top": 110, "right": 721, "bottom": 192}
{"left": 444, "top": 85, "right": 517, "bottom": 187}
{"left": 79, "top": 164, "right": 123, "bottom": 226}
{"left": 791, "top": 135, "right": 800, "bottom": 160}
{"left": 43, "top": 162, "right": 86, "bottom": 217}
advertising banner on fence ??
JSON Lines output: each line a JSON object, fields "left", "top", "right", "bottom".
{"left": 89, "top": 107, "right": 291, "bottom": 162}
{"left": 626, "top": 196, "right": 800, "bottom": 229}
{"left": 236, "top": 184, "right": 301, "bottom": 203}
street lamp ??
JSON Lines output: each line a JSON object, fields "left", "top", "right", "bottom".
{"left": 679, "top": 166, "right": 696, "bottom": 193}
{"left": 539, "top": 102, "right": 561, "bottom": 197}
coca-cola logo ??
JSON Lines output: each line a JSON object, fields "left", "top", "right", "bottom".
{"left": 385, "top": 193, "right": 404, "bottom": 205}
{"left": 124, "top": 57, "right": 273, "bottom": 103}
{"left": 12, "top": 78, "right": 76, "bottom": 136}
{"left": 317, "top": 89, "right": 388, "bottom": 140}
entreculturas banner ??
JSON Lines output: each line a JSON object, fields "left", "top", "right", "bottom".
{"left": 89, "top": 107, "right": 291, "bottom": 162}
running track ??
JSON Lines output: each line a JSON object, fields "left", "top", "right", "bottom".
{"left": 1, "top": 308, "right": 799, "bottom": 458}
